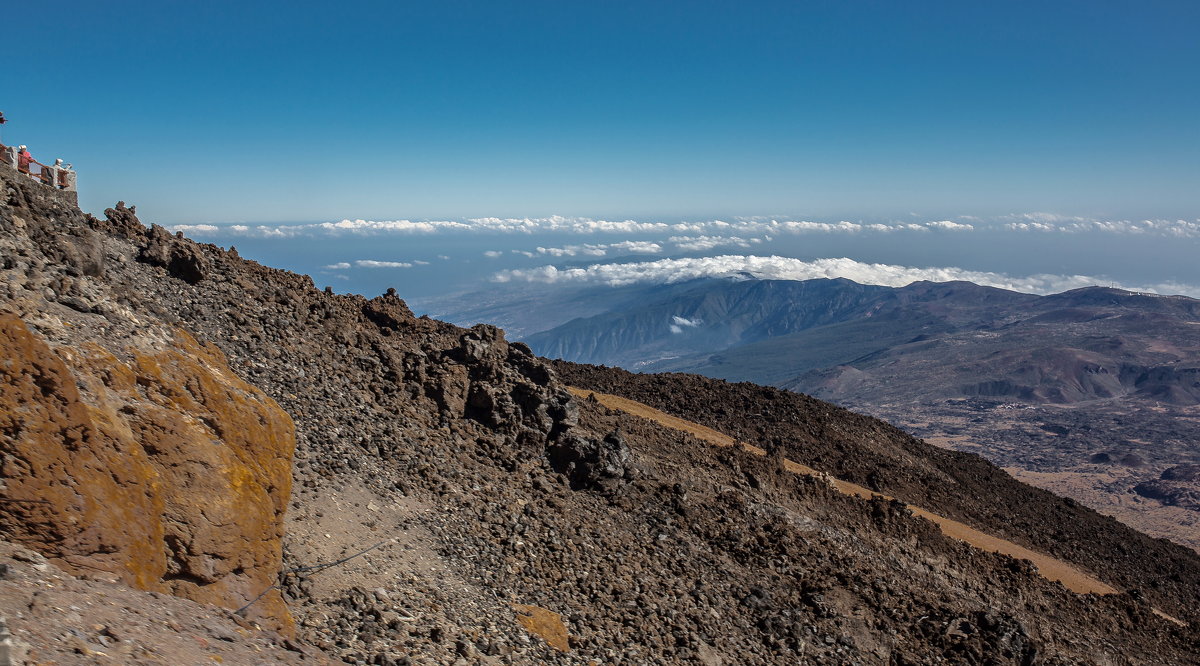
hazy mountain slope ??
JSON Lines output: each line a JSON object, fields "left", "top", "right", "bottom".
{"left": 783, "top": 288, "right": 1200, "bottom": 406}
{"left": 4, "top": 165, "right": 1200, "bottom": 663}
{"left": 518, "top": 277, "right": 1200, "bottom": 406}
{"left": 524, "top": 278, "right": 896, "bottom": 367}
{"left": 646, "top": 309, "right": 953, "bottom": 385}
{"left": 427, "top": 275, "right": 748, "bottom": 338}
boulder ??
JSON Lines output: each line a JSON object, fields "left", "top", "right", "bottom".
{"left": 547, "top": 429, "right": 631, "bottom": 491}
{"left": 0, "top": 314, "right": 295, "bottom": 632}
{"left": 138, "top": 223, "right": 210, "bottom": 284}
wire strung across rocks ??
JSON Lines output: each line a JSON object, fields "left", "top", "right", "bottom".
{"left": 235, "top": 538, "right": 395, "bottom": 616}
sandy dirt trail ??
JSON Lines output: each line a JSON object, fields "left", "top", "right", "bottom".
{"left": 568, "top": 387, "right": 1122, "bottom": 598}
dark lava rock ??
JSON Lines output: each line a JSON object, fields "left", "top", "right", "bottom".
{"left": 547, "top": 429, "right": 630, "bottom": 491}
{"left": 1039, "top": 423, "right": 1070, "bottom": 435}
{"left": 1134, "top": 477, "right": 1200, "bottom": 511}
{"left": 1162, "top": 464, "right": 1200, "bottom": 482}
{"left": 1119, "top": 453, "right": 1146, "bottom": 468}
{"left": 138, "top": 223, "right": 210, "bottom": 284}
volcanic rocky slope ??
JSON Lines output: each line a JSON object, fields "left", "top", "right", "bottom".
{"left": 2, "top": 167, "right": 1200, "bottom": 664}
{"left": 552, "top": 362, "right": 1200, "bottom": 621}
{"left": 512, "top": 276, "right": 1200, "bottom": 549}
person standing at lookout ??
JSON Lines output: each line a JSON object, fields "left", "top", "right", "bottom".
{"left": 17, "top": 146, "right": 33, "bottom": 173}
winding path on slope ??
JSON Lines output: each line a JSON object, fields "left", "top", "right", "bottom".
{"left": 568, "top": 386, "right": 1124, "bottom": 597}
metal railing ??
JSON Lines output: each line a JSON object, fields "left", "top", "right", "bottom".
{"left": 0, "top": 141, "right": 76, "bottom": 191}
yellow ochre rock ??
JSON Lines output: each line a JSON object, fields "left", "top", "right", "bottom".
{"left": 0, "top": 313, "right": 295, "bottom": 633}
{"left": 513, "top": 603, "right": 570, "bottom": 652}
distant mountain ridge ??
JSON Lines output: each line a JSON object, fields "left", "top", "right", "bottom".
{"left": 519, "top": 277, "right": 1200, "bottom": 406}
{"left": 527, "top": 277, "right": 895, "bottom": 368}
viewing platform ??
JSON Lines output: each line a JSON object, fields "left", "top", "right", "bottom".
{"left": 0, "top": 142, "right": 77, "bottom": 194}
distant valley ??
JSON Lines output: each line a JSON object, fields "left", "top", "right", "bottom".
{"left": 442, "top": 277, "right": 1200, "bottom": 550}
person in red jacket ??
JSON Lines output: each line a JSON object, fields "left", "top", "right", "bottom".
{"left": 17, "top": 146, "right": 33, "bottom": 173}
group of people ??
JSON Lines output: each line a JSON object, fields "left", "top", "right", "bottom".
{"left": 14, "top": 145, "right": 71, "bottom": 186}
{"left": 1, "top": 110, "right": 75, "bottom": 190}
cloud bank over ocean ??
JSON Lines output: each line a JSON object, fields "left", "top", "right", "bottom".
{"left": 167, "top": 212, "right": 1200, "bottom": 305}
{"left": 170, "top": 214, "right": 1200, "bottom": 240}
{"left": 492, "top": 256, "right": 1200, "bottom": 298}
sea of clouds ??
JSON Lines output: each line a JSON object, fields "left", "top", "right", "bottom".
{"left": 493, "top": 255, "right": 1200, "bottom": 298}
{"left": 168, "top": 212, "right": 1200, "bottom": 301}
{"left": 170, "top": 213, "right": 1200, "bottom": 240}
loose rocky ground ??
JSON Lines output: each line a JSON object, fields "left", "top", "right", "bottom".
{"left": 552, "top": 361, "right": 1200, "bottom": 628}
{"left": 0, "top": 539, "right": 331, "bottom": 665}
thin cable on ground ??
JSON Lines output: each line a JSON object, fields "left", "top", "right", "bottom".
{"left": 235, "top": 538, "right": 394, "bottom": 616}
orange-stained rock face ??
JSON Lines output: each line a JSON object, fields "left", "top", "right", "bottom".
{"left": 0, "top": 313, "right": 295, "bottom": 632}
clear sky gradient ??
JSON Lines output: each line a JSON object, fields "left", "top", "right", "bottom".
{"left": 6, "top": 1, "right": 1198, "bottom": 224}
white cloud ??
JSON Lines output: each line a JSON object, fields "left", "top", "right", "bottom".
{"left": 1002, "top": 215, "right": 1200, "bottom": 237}
{"left": 166, "top": 216, "right": 885, "bottom": 239}
{"left": 669, "top": 235, "right": 755, "bottom": 251}
{"left": 537, "top": 245, "right": 607, "bottom": 257}
{"left": 610, "top": 240, "right": 663, "bottom": 254}
{"left": 483, "top": 250, "right": 503, "bottom": 258}
{"left": 322, "top": 262, "right": 351, "bottom": 270}
{"left": 492, "top": 255, "right": 1200, "bottom": 298}
{"left": 467, "top": 215, "right": 677, "bottom": 234}
{"left": 525, "top": 240, "right": 663, "bottom": 258}
{"left": 925, "top": 220, "right": 974, "bottom": 231}
{"left": 667, "top": 314, "right": 700, "bottom": 331}
{"left": 412, "top": 260, "right": 430, "bottom": 265}
{"left": 355, "top": 260, "right": 413, "bottom": 268}
{"left": 166, "top": 213, "right": 1200, "bottom": 242}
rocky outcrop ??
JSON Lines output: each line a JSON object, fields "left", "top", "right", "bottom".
{"left": 138, "top": 222, "right": 211, "bottom": 284}
{"left": 1134, "top": 465, "right": 1200, "bottom": 511}
{"left": 0, "top": 313, "right": 294, "bottom": 632}
{"left": 1163, "top": 464, "right": 1200, "bottom": 482}
{"left": 547, "top": 429, "right": 631, "bottom": 491}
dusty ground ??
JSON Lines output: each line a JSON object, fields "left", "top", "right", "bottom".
{"left": 281, "top": 478, "right": 560, "bottom": 664}
{"left": 0, "top": 540, "right": 332, "bottom": 665}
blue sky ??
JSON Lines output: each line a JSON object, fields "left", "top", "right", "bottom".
{"left": 6, "top": 1, "right": 1198, "bottom": 224}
